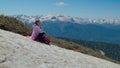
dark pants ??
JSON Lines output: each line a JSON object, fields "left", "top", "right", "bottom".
{"left": 38, "top": 33, "right": 46, "bottom": 40}
{"left": 35, "top": 32, "right": 50, "bottom": 45}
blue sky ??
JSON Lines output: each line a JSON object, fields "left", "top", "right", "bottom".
{"left": 0, "top": 0, "right": 120, "bottom": 19}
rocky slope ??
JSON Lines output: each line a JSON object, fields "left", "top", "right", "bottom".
{"left": 0, "top": 29, "right": 120, "bottom": 68}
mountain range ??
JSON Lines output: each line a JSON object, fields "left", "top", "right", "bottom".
{"left": 12, "top": 15, "right": 120, "bottom": 44}
{"left": 13, "top": 14, "right": 120, "bottom": 24}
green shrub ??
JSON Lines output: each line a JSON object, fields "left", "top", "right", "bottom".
{"left": 0, "top": 15, "right": 32, "bottom": 36}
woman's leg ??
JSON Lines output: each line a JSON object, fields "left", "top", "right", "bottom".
{"left": 38, "top": 33, "right": 45, "bottom": 40}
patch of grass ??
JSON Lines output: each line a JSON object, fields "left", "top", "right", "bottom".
{"left": 0, "top": 15, "right": 32, "bottom": 36}
{"left": 50, "top": 37, "right": 103, "bottom": 56}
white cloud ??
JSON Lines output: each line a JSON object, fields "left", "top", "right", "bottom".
{"left": 55, "top": 2, "right": 69, "bottom": 7}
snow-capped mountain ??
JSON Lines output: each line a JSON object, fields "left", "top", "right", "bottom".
{"left": 0, "top": 29, "right": 120, "bottom": 68}
{"left": 13, "top": 14, "right": 120, "bottom": 24}
{"left": 12, "top": 15, "right": 120, "bottom": 44}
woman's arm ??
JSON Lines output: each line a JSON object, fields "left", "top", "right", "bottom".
{"left": 35, "top": 26, "right": 44, "bottom": 33}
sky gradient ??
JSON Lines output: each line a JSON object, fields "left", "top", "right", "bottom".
{"left": 0, "top": 0, "right": 120, "bottom": 19}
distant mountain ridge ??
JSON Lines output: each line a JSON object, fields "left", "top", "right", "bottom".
{"left": 12, "top": 14, "right": 120, "bottom": 24}
{"left": 13, "top": 15, "right": 120, "bottom": 44}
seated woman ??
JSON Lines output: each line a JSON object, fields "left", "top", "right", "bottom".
{"left": 30, "top": 20, "right": 50, "bottom": 45}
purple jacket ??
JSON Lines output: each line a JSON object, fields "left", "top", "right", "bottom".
{"left": 31, "top": 24, "right": 44, "bottom": 40}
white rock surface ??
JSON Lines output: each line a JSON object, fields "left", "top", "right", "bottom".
{"left": 0, "top": 29, "right": 120, "bottom": 68}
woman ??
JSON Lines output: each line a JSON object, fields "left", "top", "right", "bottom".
{"left": 30, "top": 20, "right": 50, "bottom": 45}
{"left": 31, "top": 20, "right": 45, "bottom": 40}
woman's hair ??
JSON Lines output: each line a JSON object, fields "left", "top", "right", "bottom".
{"left": 35, "top": 20, "right": 40, "bottom": 25}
